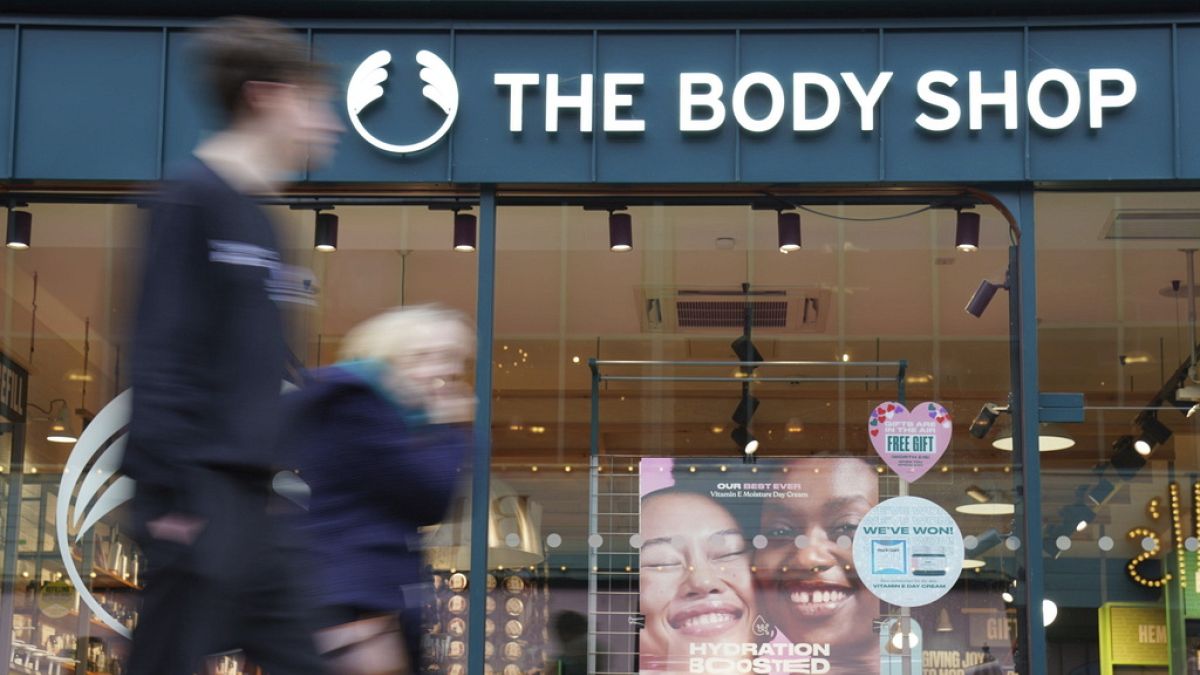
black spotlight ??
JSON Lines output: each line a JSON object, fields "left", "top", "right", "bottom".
{"left": 454, "top": 212, "right": 477, "bottom": 252}
{"left": 731, "top": 336, "right": 763, "bottom": 362}
{"left": 969, "top": 403, "right": 1005, "bottom": 438}
{"left": 732, "top": 396, "right": 760, "bottom": 427}
{"left": 1061, "top": 502, "right": 1095, "bottom": 534}
{"left": 1111, "top": 435, "right": 1147, "bottom": 479}
{"left": 314, "top": 211, "right": 338, "bottom": 252}
{"left": 955, "top": 210, "right": 981, "bottom": 252}
{"left": 1086, "top": 478, "right": 1119, "bottom": 507}
{"left": 1134, "top": 413, "right": 1172, "bottom": 457}
{"left": 731, "top": 426, "right": 758, "bottom": 458}
{"left": 6, "top": 210, "right": 31, "bottom": 250}
{"left": 609, "top": 211, "right": 633, "bottom": 252}
{"left": 778, "top": 211, "right": 801, "bottom": 253}
{"left": 965, "top": 528, "right": 1003, "bottom": 556}
{"left": 965, "top": 279, "right": 1007, "bottom": 318}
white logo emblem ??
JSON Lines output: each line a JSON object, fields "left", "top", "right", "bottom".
{"left": 347, "top": 50, "right": 459, "bottom": 155}
{"left": 57, "top": 389, "right": 135, "bottom": 638}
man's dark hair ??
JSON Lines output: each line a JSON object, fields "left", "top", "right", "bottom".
{"left": 193, "top": 16, "right": 322, "bottom": 122}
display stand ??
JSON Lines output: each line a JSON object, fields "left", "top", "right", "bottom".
{"left": 587, "top": 356, "right": 908, "bottom": 675}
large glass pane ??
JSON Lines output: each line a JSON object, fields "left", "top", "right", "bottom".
{"left": 1036, "top": 191, "right": 1200, "bottom": 675}
{"left": 493, "top": 200, "right": 1018, "bottom": 674}
{"left": 0, "top": 201, "right": 479, "bottom": 674}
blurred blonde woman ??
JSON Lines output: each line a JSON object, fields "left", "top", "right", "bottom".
{"left": 283, "top": 305, "right": 475, "bottom": 674}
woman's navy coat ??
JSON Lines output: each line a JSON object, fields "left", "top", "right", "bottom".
{"left": 282, "top": 362, "right": 470, "bottom": 614}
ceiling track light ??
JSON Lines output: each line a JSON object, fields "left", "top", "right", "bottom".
{"left": 1111, "top": 435, "right": 1147, "bottom": 479}
{"left": 1061, "top": 502, "right": 1095, "bottom": 534}
{"left": 955, "top": 209, "right": 981, "bottom": 252}
{"left": 1134, "top": 412, "right": 1172, "bottom": 457}
{"left": 732, "top": 396, "right": 760, "bottom": 428}
{"left": 965, "top": 277, "right": 1009, "bottom": 318}
{"left": 968, "top": 402, "right": 1008, "bottom": 439}
{"left": 609, "top": 210, "right": 633, "bottom": 252}
{"left": 313, "top": 210, "right": 338, "bottom": 252}
{"left": 777, "top": 211, "right": 801, "bottom": 253}
{"left": 453, "top": 210, "right": 477, "bottom": 252}
{"left": 6, "top": 208, "right": 31, "bottom": 250}
{"left": 732, "top": 426, "right": 758, "bottom": 460}
{"left": 45, "top": 399, "right": 78, "bottom": 444}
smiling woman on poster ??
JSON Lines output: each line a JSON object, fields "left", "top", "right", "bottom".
{"left": 753, "top": 457, "right": 880, "bottom": 673}
{"left": 639, "top": 488, "right": 757, "bottom": 674}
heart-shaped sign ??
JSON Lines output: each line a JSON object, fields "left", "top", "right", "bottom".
{"left": 868, "top": 401, "right": 952, "bottom": 482}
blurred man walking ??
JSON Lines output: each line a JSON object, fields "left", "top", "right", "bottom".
{"left": 121, "top": 17, "right": 341, "bottom": 674}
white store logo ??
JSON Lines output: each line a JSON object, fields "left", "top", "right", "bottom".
{"left": 57, "top": 389, "right": 135, "bottom": 638}
{"left": 347, "top": 49, "right": 460, "bottom": 155}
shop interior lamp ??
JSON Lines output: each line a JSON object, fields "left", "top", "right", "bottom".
{"left": 992, "top": 422, "right": 1075, "bottom": 452}
{"left": 1062, "top": 502, "right": 1095, "bottom": 533}
{"left": 732, "top": 396, "right": 760, "bottom": 427}
{"left": 968, "top": 402, "right": 1007, "bottom": 438}
{"left": 314, "top": 211, "right": 338, "bottom": 252}
{"left": 46, "top": 401, "right": 78, "bottom": 444}
{"left": 964, "top": 528, "right": 1003, "bottom": 556}
{"left": 965, "top": 278, "right": 1008, "bottom": 318}
{"left": 1111, "top": 435, "right": 1147, "bottom": 479}
{"left": 777, "top": 211, "right": 801, "bottom": 253}
{"left": 1087, "top": 477, "right": 1119, "bottom": 507}
{"left": 453, "top": 212, "right": 477, "bottom": 252}
{"left": 956, "top": 486, "right": 1015, "bottom": 516}
{"left": 731, "top": 426, "right": 758, "bottom": 456}
{"left": 1134, "top": 413, "right": 1172, "bottom": 457}
{"left": 6, "top": 209, "right": 31, "bottom": 250}
{"left": 935, "top": 608, "right": 953, "bottom": 633}
{"left": 955, "top": 210, "right": 981, "bottom": 252}
{"left": 609, "top": 211, "right": 633, "bottom": 252}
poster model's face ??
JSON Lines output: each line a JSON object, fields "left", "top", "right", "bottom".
{"left": 753, "top": 458, "right": 880, "bottom": 657}
{"left": 639, "top": 492, "right": 755, "bottom": 665}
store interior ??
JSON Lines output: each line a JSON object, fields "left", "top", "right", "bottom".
{"left": 0, "top": 190, "right": 1196, "bottom": 674}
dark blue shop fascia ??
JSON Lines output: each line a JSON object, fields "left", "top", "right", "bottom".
{"left": 2, "top": 15, "right": 1200, "bottom": 186}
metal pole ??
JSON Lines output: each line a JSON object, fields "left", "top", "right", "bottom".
{"left": 1185, "top": 250, "right": 1197, "bottom": 379}
{"left": 1009, "top": 191, "right": 1047, "bottom": 675}
{"left": 587, "top": 361, "right": 601, "bottom": 674}
{"left": 0, "top": 369, "right": 27, "bottom": 671}
{"left": 466, "top": 186, "right": 497, "bottom": 675}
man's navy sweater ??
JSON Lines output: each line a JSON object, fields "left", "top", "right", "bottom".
{"left": 123, "top": 159, "right": 288, "bottom": 494}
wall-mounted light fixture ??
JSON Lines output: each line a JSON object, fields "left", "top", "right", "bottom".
{"left": 6, "top": 209, "right": 31, "bottom": 250}
{"left": 609, "top": 211, "right": 633, "bottom": 252}
{"left": 454, "top": 211, "right": 477, "bottom": 252}
{"left": 965, "top": 278, "right": 1009, "bottom": 318}
{"left": 777, "top": 211, "right": 801, "bottom": 253}
{"left": 314, "top": 210, "right": 338, "bottom": 252}
{"left": 955, "top": 209, "right": 981, "bottom": 252}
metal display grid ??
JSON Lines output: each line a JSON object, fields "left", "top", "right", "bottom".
{"left": 586, "top": 359, "right": 908, "bottom": 674}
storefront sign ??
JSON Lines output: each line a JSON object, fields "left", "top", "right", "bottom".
{"left": 868, "top": 401, "right": 951, "bottom": 482}
{"left": 638, "top": 457, "right": 881, "bottom": 673}
{"left": 348, "top": 50, "right": 1138, "bottom": 156}
{"left": 852, "top": 496, "right": 964, "bottom": 608}
{"left": 1098, "top": 603, "right": 1168, "bottom": 673}
{"left": 9, "top": 24, "right": 1200, "bottom": 183}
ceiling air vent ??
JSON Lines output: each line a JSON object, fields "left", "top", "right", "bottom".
{"left": 1102, "top": 209, "right": 1200, "bottom": 240}
{"left": 640, "top": 287, "right": 830, "bottom": 333}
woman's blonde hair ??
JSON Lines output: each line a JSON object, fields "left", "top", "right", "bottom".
{"left": 339, "top": 304, "right": 474, "bottom": 404}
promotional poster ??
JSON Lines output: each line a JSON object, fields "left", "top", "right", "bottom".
{"left": 638, "top": 457, "right": 882, "bottom": 674}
